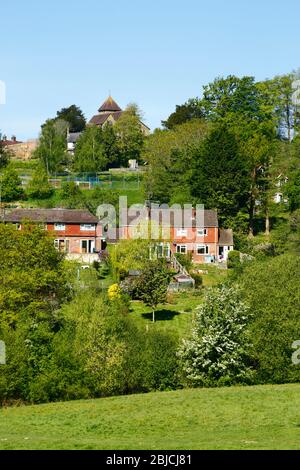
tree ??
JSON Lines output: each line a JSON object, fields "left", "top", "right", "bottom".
{"left": 135, "top": 260, "right": 171, "bottom": 322}
{"left": 0, "top": 136, "right": 10, "bottom": 169}
{"left": 73, "top": 126, "right": 107, "bottom": 173}
{"left": 191, "top": 124, "right": 251, "bottom": 224}
{"left": 34, "top": 119, "right": 67, "bottom": 174}
{"left": 0, "top": 224, "right": 69, "bottom": 326}
{"left": 162, "top": 99, "right": 204, "bottom": 129}
{"left": 114, "top": 105, "right": 145, "bottom": 165}
{"left": 178, "top": 286, "right": 253, "bottom": 387}
{"left": 287, "top": 170, "right": 300, "bottom": 212}
{"left": 27, "top": 166, "right": 54, "bottom": 199}
{"left": 56, "top": 105, "right": 86, "bottom": 133}
{"left": 199, "top": 75, "right": 270, "bottom": 123}
{"left": 240, "top": 255, "right": 300, "bottom": 384}
{"left": 101, "top": 124, "right": 120, "bottom": 168}
{"left": 0, "top": 167, "right": 24, "bottom": 202}
{"left": 143, "top": 120, "right": 208, "bottom": 203}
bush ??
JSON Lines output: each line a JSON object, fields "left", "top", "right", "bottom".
{"left": 190, "top": 272, "right": 203, "bottom": 288}
{"left": 27, "top": 167, "right": 54, "bottom": 199}
{"left": 240, "top": 255, "right": 300, "bottom": 384}
{"left": 227, "top": 250, "right": 241, "bottom": 269}
{"left": 0, "top": 167, "right": 24, "bottom": 202}
{"left": 178, "top": 285, "right": 253, "bottom": 387}
{"left": 175, "top": 252, "right": 193, "bottom": 272}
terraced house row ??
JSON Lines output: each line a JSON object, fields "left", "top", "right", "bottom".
{"left": 2, "top": 207, "right": 234, "bottom": 264}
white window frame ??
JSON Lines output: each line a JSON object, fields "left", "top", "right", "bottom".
{"left": 54, "top": 239, "right": 69, "bottom": 253}
{"left": 176, "top": 229, "right": 187, "bottom": 237}
{"left": 197, "top": 228, "right": 207, "bottom": 236}
{"left": 176, "top": 245, "right": 187, "bottom": 254}
{"left": 54, "top": 223, "right": 66, "bottom": 231}
{"left": 197, "top": 245, "right": 209, "bottom": 255}
{"left": 80, "top": 224, "right": 96, "bottom": 231}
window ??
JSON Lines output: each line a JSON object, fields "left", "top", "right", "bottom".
{"left": 54, "top": 239, "right": 69, "bottom": 253}
{"left": 54, "top": 223, "right": 66, "bottom": 231}
{"left": 176, "top": 229, "right": 187, "bottom": 237}
{"left": 197, "top": 228, "right": 207, "bottom": 236}
{"left": 197, "top": 245, "right": 209, "bottom": 255}
{"left": 176, "top": 245, "right": 187, "bottom": 254}
{"left": 80, "top": 224, "right": 96, "bottom": 231}
{"left": 81, "top": 240, "right": 95, "bottom": 254}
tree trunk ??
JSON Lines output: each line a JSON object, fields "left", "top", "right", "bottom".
{"left": 152, "top": 309, "right": 155, "bottom": 323}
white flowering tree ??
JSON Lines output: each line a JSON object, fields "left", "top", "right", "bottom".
{"left": 178, "top": 285, "right": 253, "bottom": 387}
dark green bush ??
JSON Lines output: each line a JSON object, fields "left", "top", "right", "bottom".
{"left": 227, "top": 250, "right": 241, "bottom": 269}
{"left": 240, "top": 255, "right": 300, "bottom": 384}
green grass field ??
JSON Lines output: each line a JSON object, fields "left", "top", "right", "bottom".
{"left": 0, "top": 384, "right": 299, "bottom": 450}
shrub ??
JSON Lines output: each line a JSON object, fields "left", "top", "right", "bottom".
{"left": 27, "top": 167, "right": 54, "bottom": 199}
{"left": 227, "top": 250, "right": 241, "bottom": 269}
{"left": 178, "top": 285, "right": 253, "bottom": 387}
{"left": 240, "top": 255, "right": 300, "bottom": 384}
{"left": 175, "top": 252, "right": 193, "bottom": 272}
{"left": 190, "top": 272, "right": 203, "bottom": 288}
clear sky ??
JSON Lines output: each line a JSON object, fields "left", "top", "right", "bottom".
{"left": 0, "top": 0, "right": 299, "bottom": 140}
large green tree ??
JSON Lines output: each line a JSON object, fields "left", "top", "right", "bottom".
{"left": 73, "top": 126, "right": 107, "bottom": 173}
{"left": 162, "top": 99, "right": 204, "bottom": 129}
{"left": 114, "top": 105, "right": 145, "bottom": 165}
{"left": 34, "top": 119, "right": 68, "bottom": 175}
{"left": 191, "top": 124, "right": 250, "bottom": 224}
{"left": 56, "top": 105, "right": 86, "bottom": 133}
{"left": 143, "top": 120, "right": 209, "bottom": 204}
{"left": 0, "top": 224, "right": 69, "bottom": 326}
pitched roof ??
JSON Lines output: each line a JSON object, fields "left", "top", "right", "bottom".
{"left": 3, "top": 209, "right": 98, "bottom": 224}
{"left": 1, "top": 139, "right": 22, "bottom": 146}
{"left": 218, "top": 228, "right": 234, "bottom": 246}
{"left": 89, "top": 111, "right": 123, "bottom": 126}
{"left": 98, "top": 96, "right": 122, "bottom": 113}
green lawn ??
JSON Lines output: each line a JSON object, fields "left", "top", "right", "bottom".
{"left": 0, "top": 384, "right": 299, "bottom": 450}
{"left": 129, "top": 291, "right": 203, "bottom": 337}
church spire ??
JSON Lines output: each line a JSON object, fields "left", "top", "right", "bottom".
{"left": 98, "top": 96, "right": 122, "bottom": 113}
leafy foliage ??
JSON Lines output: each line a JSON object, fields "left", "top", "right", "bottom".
{"left": 0, "top": 167, "right": 24, "bottom": 202}
{"left": 56, "top": 105, "right": 86, "bottom": 133}
{"left": 178, "top": 286, "right": 253, "bottom": 387}
{"left": 27, "top": 166, "right": 54, "bottom": 199}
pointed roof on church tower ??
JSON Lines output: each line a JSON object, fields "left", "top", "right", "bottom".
{"left": 98, "top": 96, "right": 122, "bottom": 113}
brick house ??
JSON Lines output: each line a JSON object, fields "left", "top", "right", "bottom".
{"left": 115, "top": 208, "right": 233, "bottom": 264}
{"left": 3, "top": 209, "right": 105, "bottom": 263}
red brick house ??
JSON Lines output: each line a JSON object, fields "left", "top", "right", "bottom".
{"left": 3, "top": 209, "right": 105, "bottom": 263}
{"left": 115, "top": 208, "right": 233, "bottom": 264}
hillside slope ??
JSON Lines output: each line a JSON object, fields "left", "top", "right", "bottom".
{"left": 1, "top": 384, "right": 300, "bottom": 450}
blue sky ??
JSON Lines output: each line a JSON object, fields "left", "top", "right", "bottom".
{"left": 0, "top": 0, "right": 299, "bottom": 140}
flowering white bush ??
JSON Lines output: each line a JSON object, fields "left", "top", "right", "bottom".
{"left": 178, "top": 285, "right": 253, "bottom": 387}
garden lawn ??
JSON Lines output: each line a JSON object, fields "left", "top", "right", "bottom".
{"left": 0, "top": 384, "right": 299, "bottom": 450}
